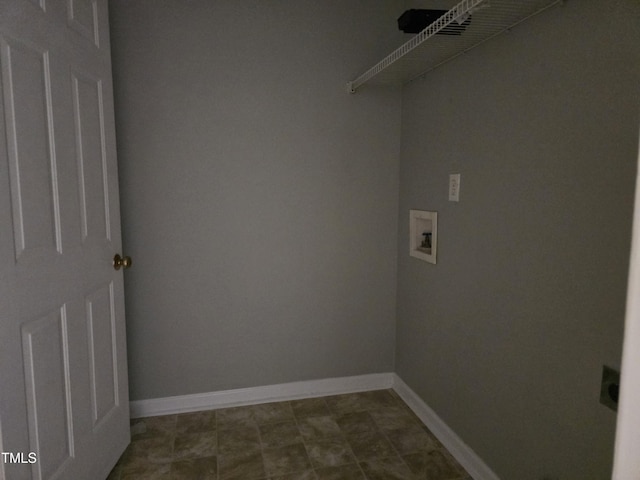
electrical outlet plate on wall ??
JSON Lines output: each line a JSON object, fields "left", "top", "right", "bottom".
{"left": 409, "top": 210, "right": 437, "bottom": 264}
{"left": 449, "top": 173, "right": 460, "bottom": 202}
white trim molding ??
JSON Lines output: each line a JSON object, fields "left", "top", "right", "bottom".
{"left": 129, "top": 373, "right": 395, "bottom": 418}
{"left": 392, "top": 374, "right": 500, "bottom": 480}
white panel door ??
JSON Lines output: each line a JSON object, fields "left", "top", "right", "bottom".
{"left": 0, "top": 1, "right": 130, "bottom": 479}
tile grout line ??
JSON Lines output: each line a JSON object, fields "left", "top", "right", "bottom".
{"left": 214, "top": 409, "right": 219, "bottom": 480}
{"left": 289, "top": 399, "right": 319, "bottom": 480}
{"left": 359, "top": 389, "right": 413, "bottom": 480}
{"left": 254, "top": 404, "right": 268, "bottom": 480}
{"left": 372, "top": 401, "right": 418, "bottom": 480}
{"left": 326, "top": 396, "right": 367, "bottom": 480}
{"left": 395, "top": 397, "right": 472, "bottom": 480}
{"left": 170, "top": 414, "right": 178, "bottom": 478}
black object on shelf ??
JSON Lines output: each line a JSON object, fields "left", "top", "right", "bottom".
{"left": 397, "top": 9, "right": 471, "bottom": 36}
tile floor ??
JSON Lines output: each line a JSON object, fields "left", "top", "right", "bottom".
{"left": 107, "top": 389, "right": 471, "bottom": 480}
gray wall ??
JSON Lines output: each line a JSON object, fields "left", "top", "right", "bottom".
{"left": 109, "top": 0, "right": 403, "bottom": 401}
{"left": 396, "top": 1, "right": 639, "bottom": 479}
{"left": 110, "top": 0, "right": 640, "bottom": 476}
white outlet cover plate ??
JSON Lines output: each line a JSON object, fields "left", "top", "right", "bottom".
{"left": 449, "top": 173, "right": 460, "bottom": 202}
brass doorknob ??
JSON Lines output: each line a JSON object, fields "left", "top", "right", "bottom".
{"left": 113, "top": 254, "right": 132, "bottom": 270}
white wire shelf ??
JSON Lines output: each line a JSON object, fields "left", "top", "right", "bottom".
{"left": 347, "top": 0, "right": 562, "bottom": 93}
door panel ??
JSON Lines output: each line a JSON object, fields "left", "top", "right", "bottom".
{"left": 72, "top": 71, "right": 110, "bottom": 242}
{"left": 1, "top": 37, "right": 60, "bottom": 258}
{"left": 22, "top": 308, "right": 73, "bottom": 480}
{"left": 85, "top": 283, "right": 118, "bottom": 426}
{"left": 67, "top": 0, "right": 99, "bottom": 47}
{"left": 0, "top": 1, "right": 129, "bottom": 479}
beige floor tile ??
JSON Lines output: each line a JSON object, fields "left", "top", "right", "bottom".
{"left": 306, "top": 436, "right": 357, "bottom": 469}
{"left": 335, "top": 412, "right": 378, "bottom": 436}
{"left": 263, "top": 442, "right": 312, "bottom": 476}
{"left": 359, "top": 455, "right": 416, "bottom": 480}
{"left": 216, "top": 405, "right": 255, "bottom": 429}
{"left": 130, "top": 415, "right": 177, "bottom": 441}
{"left": 171, "top": 456, "right": 217, "bottom": 480}
{"left": 368, "top": 406, "right": 419, "bottom": 433}
{"left": 346, "top": 430, "right": 397, "bottom": 461}
{"left": 174, "top": 431, "right": 217, "bottom": 460}
{"left": 218, "top": 451, "right": 265, "bottom": 480}
{"left": 385, "top": 425, "right": 439, "bottom": 455}
{"left": 260, "top": 420, "right": 303, "bottom": 448}
{"left": 314, "top": 464, "right": 366, "bottom": 480}
{"left": 121, "top": 462, "right": 172, "bottom": 480}
{"left": 251, "top": 401, "right": 295, "bottom": 424}
{"left": 271, "top": 470, "right": 318, "bottom": 480}
{"left": 176, "top": 410, "right": 216, "bottom": 435}
{"left": 217, "top": 424, "right": 261, "bottom": 456}
{"left": 357, "top": 390, "right": 399, "bottom": 410}
{"left": 298, "top": 416, "right": 342, "bottom": 440}
{"left": 119, "top": 436, "right": 175, "bottom": 468}
{"left": 324, "top": 394, "right": 369, "bottom": 415}
{"left": 403, "top": 449, "right": 467, "bottom": 480}
{"left": 291, "top": 398, "right": 331, "bottom": 419}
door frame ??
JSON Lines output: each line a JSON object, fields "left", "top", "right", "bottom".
{"left": 613, "top": 124, "right": 640, "bottom": 478}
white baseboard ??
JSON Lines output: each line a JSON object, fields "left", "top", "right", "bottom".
{"left": 392, "top": 374, "right": 500, "bottom": 480}
{"left": 129, "top": 372, "right": 395, "bottom": 418}
{"left": 129, "top": 372, "right": 498, "bottom": 480}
